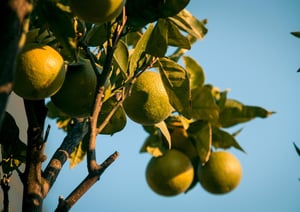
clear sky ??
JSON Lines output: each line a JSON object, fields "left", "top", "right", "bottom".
{"left": 5, "top": 0, "right": 300, "bottom": 211}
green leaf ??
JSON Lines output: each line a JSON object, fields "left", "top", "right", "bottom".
{"left": 85, "top": 24, "right": 108, "bottom": 47}
{"left": 140, "top": 134, "right": 167, "bottom": 157}
{"left": 188, "top": 121, "right": 212, "bottom": 165}
{"left": 69, "top": 138, "right": 88, "bottom": 169}
{"left": 154, "top": 121, "right": 171, "bottom": 149}
{"left": 219, "top": 99, "right": 274, "bottom": 128}
{"left": 168, "top": 9, "right": 208, "bottom": 40}
{"left": 1, "top": 140, "right": 26, "bottom": 173}
{"left": 0, "top": 112, "right": 20, "bottom": 146}
{"left": 212, "top": 127, "right": 245, "bottom": 152}
{"left": 166, "top": 19, "right": 191, "bottom": 49}
{"left": 46, "top": 101, "right": 72, "bottom": 131}
{"left": 145, "top": 19, "right": 168, "bottom": 57}
{"left": 183, "top": 56, "right": 205, "bottom": 89}
{"left": 293, "top": 142, "right": 300, "bottom": 156}
{"left": 129, "top": 24, "right": 155, "bottom": 75}
{"left": 158, "top": 57, "right": 191, "bottom": 117}
{"left": 97, "top": 97, "right": 127, "bottom": 135}
{"left": 123, "top": 30, "right": 142, "bottom": 47}
{"left": 113, "top": 40, "right": 129, "bottom": 74}
{"left": 143, "top": 125, "right": 158, "bottom": 135}
{"left": 0, "top": 112, "right": 26, "bottom": 173}
{"left": 38, "top": 0, "right": 77, "bottom": 60}
{"left": 291, "top": 31, "right": 300, "bottom": 39}
{"left": 189, "top": 85, "right": 219, "bottom": 121}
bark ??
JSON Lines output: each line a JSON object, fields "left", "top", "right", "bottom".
{"left": 42, "top": 119, "right": 89, "bottom": 197}
{"left": 22, "top": 99, "right": 47, "bottom": 211}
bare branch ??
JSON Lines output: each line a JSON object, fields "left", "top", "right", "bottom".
{"left": 42, "top": 119, "right": 89, "bottom": 198}
{"left": 55, "top": 151, "right": 119, "bottom": 212}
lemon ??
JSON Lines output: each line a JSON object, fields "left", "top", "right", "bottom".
{"left": 13, "top": 43, "right": 65, "bottom": 100}
{"left": 123, "top": 71, "right": 173, "bottom": 125}
{"left": 51, "top": 58, "right": 97, "bottom": 117}
{"left": 146, "top": 149, "right": 194, "bottom": 196}
{"left": 70, "top": 0, "right": 124, "bottom": 24}
{"left": 197, "top": 151, "right": 242, "bottom": 194}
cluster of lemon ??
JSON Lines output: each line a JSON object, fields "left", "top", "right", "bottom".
{"left": 13, "top": 0, "right": 242, "bottom": 198}
{"left": 123, "top": 71, "right": 242, "bottom": 196}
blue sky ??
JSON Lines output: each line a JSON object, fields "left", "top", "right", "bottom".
{"left": 5, "top": 0, "right": 300, "bottom": 211}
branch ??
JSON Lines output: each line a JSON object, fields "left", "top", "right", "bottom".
{"left": 42, "top": 118, "right": 89, "bottom": 198}
{"left": 54, "top": 151, "right": 119, "bottom": 212}
{"left": 96, "top": 94, "right": 123, "bottom": 134}
{"left": 0, "top": 174, "right": 11, "bottom": 212}
{"left": 86, "top": 9, "right": 127, "bottom": 172}
{"left": 22, "top": 99, "right": 47, "bottom": 211}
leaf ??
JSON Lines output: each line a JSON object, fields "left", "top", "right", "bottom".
{"left": 145, "top": 19, "right": 168, "bottom": 57}
{"left": 85, "top": 24, "right": 108, "bottom": 47}
{"left": 168, "top": 9, "right": 208, "bottom": 40}
{"left": 219, "top": 99, "right": 274, "bottom": 128}
{"left": 158, "top": 57, "right": 191, "bottom": 117}
{"left": 188, "top": 121, "right": 212, "bottom": 165}
{"left": 154, "top": 121, "right": 171, "bottom": 149}
{"left": 123, "top": 30, "right": 142, "bottom": 47}
{"left": 1, "top": 139, "right": 27, "bottom": 173}
{"left": 0, "top": 112, "right": 26, "bottom": 173}
{"left": 129, "top": 24, "right": 155, "bottom": 75}
{"left": 183, "top": 56, "right": 205, "bottom": 89}
{"left": 212, "top": 127, "right": 245, "bottom": 152}
{"left": 113, "top": 40, "right": 129, "bottom": 74}
{"left": 38, "top": 0, "right": 77, "bottom": 60}
{"left": 46, "top": 101, "right": 71, "bottom": 131}
{"left": 0, "top": 112, "right": 20, "bottom": 146}
{"left": 189, "top": 85, "right": 219, "bottom": 121}
{"left": 69, "top": 139, "right": 88, "bottom": 169}
{"left": 166, "top": 19, "right": 191, "bottom": 49}
{"left": 143, "top": 125, "right": 158, "bottom": 135}
{"left": 291, "top": 31, "right": 300, "bottom": 39}
{"left": 293, "top": 142, "right": 300, "bottom": 156}
{"left": 140, "top": 134, "right": 167, "bottom": 157}
{"left": 97, "top": 97, "right": 127, "bottom": 135}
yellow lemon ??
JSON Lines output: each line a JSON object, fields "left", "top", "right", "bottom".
{"left": 146, "top": 149, "right": 194, "bottom": 196}
{"left": 13, "top": 43, "right": 65, "bottom": 100}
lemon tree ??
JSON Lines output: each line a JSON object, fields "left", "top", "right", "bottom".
{"left": 13, "top": 43, "right": 65, "bottom": 100}
{"left": 146, "top": 149, "right": 194, "bottom": 196}
{"left": 197, "top": 151, "right": 242, "bottom": 194}
{"left": 0, "top": 0, "right": 274, "bottom": 211}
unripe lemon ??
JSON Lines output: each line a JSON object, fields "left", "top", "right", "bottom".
{"left": 51, "top": 59, "right": 97, "bottom": 118}
{"left": 197, "top": 151, "right": 242, "bottom": 194}
{"left": 146, "top": 149, "right": 194, "bottom": 196}
{"left": 13, "top": 43, "right": 65, "bottom": 100}
{"left": 123, "top": 71, "right": 173, "bottom": 125}
{"left": 70, "top": 0, "right": 124, "bottom": 24}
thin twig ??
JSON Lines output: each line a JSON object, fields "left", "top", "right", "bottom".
{"left": 96, "top": 94, "right": 123, "bottom": 134}
{"left": 55, "top": 151, "right": 119, "bottom": 212}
